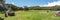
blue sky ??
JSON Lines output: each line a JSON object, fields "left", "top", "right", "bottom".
{"left": 5, "top": 0, "right": 58, "bottom": 6}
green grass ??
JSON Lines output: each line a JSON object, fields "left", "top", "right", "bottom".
{"left": 0, "top": 12, "right": 3, "bottom": 17}
{"left": 0, "top": 10, "right": 60, "bottom": 20}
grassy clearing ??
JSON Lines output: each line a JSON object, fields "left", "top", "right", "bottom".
{"left": 0, "top": 10, "right": 60, "bottom": 20}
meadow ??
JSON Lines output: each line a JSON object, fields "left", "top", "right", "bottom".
{"left": 0, "top": 10, "right": 60, "bottom": 20}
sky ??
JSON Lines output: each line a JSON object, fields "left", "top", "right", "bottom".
{"left": 5, "top": 0, "right": 60, "bottom": 7}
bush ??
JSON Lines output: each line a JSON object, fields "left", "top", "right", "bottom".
{"left": 0, "top": 17, "right": 4, "bottom": 20}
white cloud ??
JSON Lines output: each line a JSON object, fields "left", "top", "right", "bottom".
{"left": 47, "top": 1, "right": 60, "bottom": 6}
{"left": 5, "top": 2, "right": 15, "bottom": 5}
{"left": 40, "top": 0, "right": 60, "bottom": 6}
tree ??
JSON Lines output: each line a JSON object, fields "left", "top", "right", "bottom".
{"left": 5, "top": 4, "right": 18, "bottom": 11}
{"left": 52, "top": 5, "right": 60, "bottom": 11}
{"left": 0, "top": 6, "right": 7, "bottom": 12}
{"left": 0, "top": 0, "right": 3, "bottom": 2}
{"left": 29, "top": 6, "right": 40, "bottom": 10}
{"left": 18, "top": 7, "right": 23, "bottom": 10}
{"left": 24, "top": 6, "right": 29, "bottom": 11}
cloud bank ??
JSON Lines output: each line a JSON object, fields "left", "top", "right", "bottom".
{"left": 40, "top": 0, "right": 60, "bottom": 6}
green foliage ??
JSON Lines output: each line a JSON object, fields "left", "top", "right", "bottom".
{"left": 0, "top": 0, "right": 3, "bottom": 2}
{"left": 24, "top": 6, "right": 29, "bottom": 11}
{"left": 29, "top": 6, "right": 40, "bottom": 10}
{"left": 52, "top": 6, "right": 60, "bottom": 11}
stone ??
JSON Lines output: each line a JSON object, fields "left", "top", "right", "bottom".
{"left": 5, "top": 14, "right": 8, "bottom": 17}
{"left": 8, "top": 12, "right": 15, "bottom": 16}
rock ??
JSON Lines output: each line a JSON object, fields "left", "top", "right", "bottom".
{"left": 8, "top": 12, "right": 15, "bottom": 16}
{"left": 5, "top": 14, "right": 8, "bottom": 17}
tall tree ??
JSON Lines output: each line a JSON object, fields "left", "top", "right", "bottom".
{"left": 24, "top": 6, "right": 29, "bottom": 11}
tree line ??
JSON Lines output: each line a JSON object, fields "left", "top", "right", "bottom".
{"left": 4, "top": 4, "right": 60, "bottom": 11}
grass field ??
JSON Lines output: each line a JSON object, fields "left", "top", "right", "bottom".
{"left": 0, "top": 10, "right": 60, "bottom": 20}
